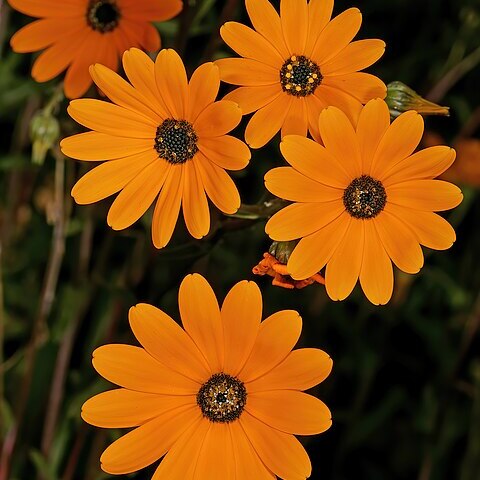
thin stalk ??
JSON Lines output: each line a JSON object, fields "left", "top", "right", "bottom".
{"left": 0, "top": 148, "right": 66, "bottom": 480}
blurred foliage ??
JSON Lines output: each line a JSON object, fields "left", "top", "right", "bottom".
{"left": 0, "top": 0, "right": 479, "bottom": 479}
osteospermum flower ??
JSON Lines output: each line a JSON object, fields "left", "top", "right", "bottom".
{"left": 216, "top": 0, "right": 386, "bottom": 148}
{"left": 82, "top": 274, "right": 332, "bottom": 479}
{"left": 61, "top": 48, "right": 249, "bottom": 248}
{"left": 265, "top": 99, "right": 463, "bottom": 305}
{"left": 8, "top": 0, "right": 182, "bottom": 98}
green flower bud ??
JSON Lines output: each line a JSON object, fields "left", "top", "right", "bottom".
{"left": 30, "top": 111, "right": 60, "bottom": 165}
{"left": 386, "top": 81, "right": 450, "bottom": 118}
{"left": 268, "top": 240, "right": 298, "bottom": 264}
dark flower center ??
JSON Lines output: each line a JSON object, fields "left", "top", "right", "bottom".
{"left": 197, "top": 373, "right": 247, "bottom": 423}
{"left": 154, "top": 119, "right": 198, "bottom": 164}
{"left": 343, "top": 175, "right": 387, "bottom": 219}
{"left": 87, "top": 1, "right": 120, "bottom": 33}
{"left": 280, "top": 55, "right": 323, "bottom": 97}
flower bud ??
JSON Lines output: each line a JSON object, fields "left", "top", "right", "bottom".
{"left": 30, "top": 111, "right": 60, "bottom": 165}
{"left": 386, "top": 81, "right": 449, "bottom": 118}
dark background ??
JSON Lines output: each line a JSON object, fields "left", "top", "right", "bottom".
{"left": 1, "top": 0, "right": 479, "bottom": 479}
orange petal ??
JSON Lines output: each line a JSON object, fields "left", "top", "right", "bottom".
{"left": 182, "top": 160, "right": 210, "bottom": 239}
{"left": 316, "top": 84, "right": 363, "bottom": 127}
{"left": 123, "top": 20, "right": 161, "bottom": 52}
{"left": 280, "top": 0, "right": 308, "bottom": 54}
{"left": 71, "top": 150, "right": 157, "bottom": 204}
{"left": 215, "top": 58, "right": 278, "bottom": 86}
{"left": 155, "top": 49, "right": 188, "bottom": 118}
{"left": 195, "top": 153, "right": 241, "bottom": 214}
{"left": 229, "top": 421, "right": 275, "bottom": 479}
{"left": 63, "top": 30, "right": 109, "bottom": 99}
{"left": 247, "top": 348, "right": 333, "bottom": 392}
{"left": 325, "top": 218, "right": 364, "bottom": 301}
{"left": 122, "top": 48, "right": 169, "bottom": 117}
{"left": 128, "top": 303, "right": 211, "bottom": 382}
{"left": 247, "top": 390, "right": 331, "bottom": 435}
{"left": 385, "top": 204, "right": 456, "bottom": 250}
{"left": 220, "top": 22, "right": 283, "bottom": 69}
{"left": 8, "top": 0, "right": 85, "bottom": 17}
{"left": 322, "top": 72, "right": 387, "bottom": 104}
{"left": 305, "top": 93, "right": 328, "bottom": 142}
{"left": 179, "top": 274, "right": 224, "bottom": 373}
{"left": 194, "top": 423, "right": 236, "bottom": 480}
{"left": 319, "top": 105, "right": 362, "bottom": 177}
{"left": 31, "top": 29, "right": 86, "bottom": 83}
{"left": 266, "top": 200, "right": 344, "bottom": 241}
{"left": 288, "top": 212, "right": 350, "bottom": 280}
{"left": 223, "top": 85, "right": 282, "bottom": 114}
{"left": 265, "top": 166, "right": 343, "bottom": 203}
{"left": 305, "top": 0, "right": 334, "bottom": 56}
{"left": 374, "top": 210, "right": 424, "bottom": 274}
{"left": 121, "top": 0, "right": 183, "bottom": 21}
{"left": 387, "top": 179, "right": 463, "bottom": 211}
{"left": 322, "top": 39, "right": 386, "bottom": 76}
{"left": 107, "top": 159, "right": 168, "bottom": 230}
{"left": 60, "top": 132, "right": 153, "bottom": 161}
{"left": 101, "top": 406, "right": 199, "bottom": 475}
{"left": 245, "top": 0, "right": 289, "bottom": 58}
{"left": 198, "top": 135, "right": 250, "bottom": 171}
{"left": 151, "top": 165, "right": 183, "bottom": 249}
{"left": 194, "top": 100, "right": 242, "bottom": 137}
{"left": 222, "top": 281, "right": 262, "bottom": 376}
{"left": 239, "top": 310, "right": 302, "bottom": 382}
{"left": 383, "top": 146, "right": 456, "bottom": 185}
{"left": 92, "top": 344, "right": 199, "bottom": 394}
{"left": 240, "top": 412, "right": 311, "bottom": 479}
{"left": 152, "top": 417, "right": 209, "bottom": 480}
{"left": 280, "top": 135, "right": 350, "bottom": 187}
{"left": 187, "top": 62, "right": 220, "bottom": 122}
{"left": 81, "top": 388, "right": 195, "bottom": 428}
{"left": 67, "top": 99, "right": 157, "bottom": 138}
{"left": 359, "top": 221, "right": 394, "bottom": 305}
{"left": 90, "top": 63, "right": 162, "bottom": 122}
{"left": 355, "top": 98, "right": 391, "bottom": 173}
{"left": 312, "top": 8, "right": 362, "bottom": 64}
{"left": 245, "top": 94, "right": 291, "bottom": 148}
{"left": 371, "top": 110, "right": 424, "bottom": 178}
{"left": 10, "top": 17, "right": 81, "bottom": 52}
{"left": 281, "top": 98, "right": 308, "bottom": 138}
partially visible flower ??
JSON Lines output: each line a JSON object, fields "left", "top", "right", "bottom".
{"left": 253, "top": 241, "right": 325, "bottom": 289}
{"left": 82, "top": 274, "right": 333, "bottom": 479}
{"left": 8, "top": 0, "right": 182, "bottom": 98}
{"left": 265, "top": 99, "right": 463, "bottom": 305}
{"left": 216, "top": 0, "right": 386, "bottom": 148}
{"left": 61, "top": 48, "right": 250, "bottom": 248}
{"left": 443, "top": 137, "right": 480, "bottom": 187}
{"left": 424, "top": 131, "right": 480, "bottom": 188}
{"left": 386, "top": 81, "right": 450, "bottom": 118}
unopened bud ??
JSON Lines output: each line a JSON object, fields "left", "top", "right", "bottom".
{"left": 386, "top": 81, "right": 450, "bottom": 118}
{"left": 30, "top": 111, "right": 60, "bottom": 165}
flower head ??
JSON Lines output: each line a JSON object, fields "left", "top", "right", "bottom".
{"left": 8, "top": 0, "right": 182, "bottom": 98}
{"left": 216, "top": 0, "right": 386, "bottom": 148}
{"left": 265, "top": 99, "right": 463, "bottom": 305}
{"left": 82, "top": 274, "right": 332, "bottom": 479}
{"left": 61, "top": 48, "right": 250, "bottom": 248}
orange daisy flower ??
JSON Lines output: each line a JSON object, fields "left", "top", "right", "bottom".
{"left": 216, "top": 0, "right": 386, "bottom": 148}
{"left": 82, "top": 274, "right": 333, "bottom": 479}
{"left": 265, "top": 99, "right": 463, "bottom": 305}
{"left": 8, "top": 0, "right": 182, "bottom": 98}
{"left": 61, "top": 48, "right": 249, "bottom": 248}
